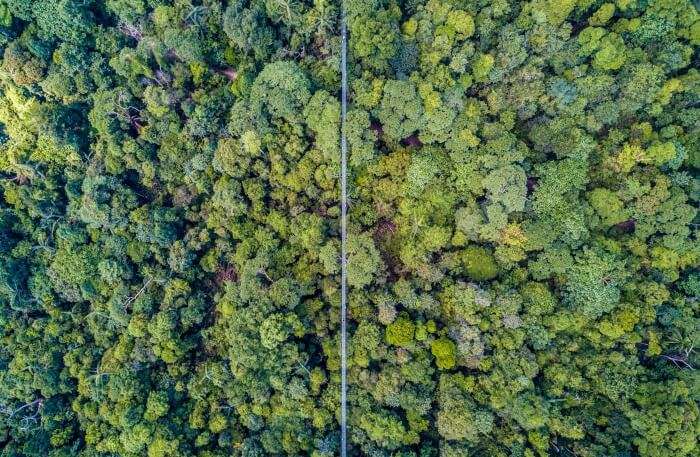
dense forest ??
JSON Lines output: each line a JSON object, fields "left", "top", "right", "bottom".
{"left": 0, "top": 0, "right": 697, "bottom": 456}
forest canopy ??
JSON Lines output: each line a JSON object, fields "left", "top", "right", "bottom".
{"left": 0, "top": 0, "right": 698, "bottom": 456}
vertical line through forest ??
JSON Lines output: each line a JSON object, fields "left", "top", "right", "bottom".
{"left": 339, "top": 0, "right": 348, "bottom": 455}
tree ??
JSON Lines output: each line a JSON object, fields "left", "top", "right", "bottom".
{"left": 564, "top": 249, "right": 624, "bottom": 318}
{"left": 347, "top": 232, "right": 384, "bottom": 288}
{"left": 377, "top": 80, "right": 423, "bottom": 141}
{"left": 304, "top": 90, "right": 340, "bottom": 160}
{"left": 250, "top": 61, "right": 311, "bottom": 125}
{"left": 430, "top": 337, "right": 456, "bottom": 369}
{"left": 385, "top": 316, "right": 415, "bottom": 347}
{"left": 436, "top": 374, "right": 493, "bottom": 441}
{"left": 0, "top": 0, "right": 698, "bottom": 455}
{"left": 462, "top": 246, "right": 498, "bottom": 281}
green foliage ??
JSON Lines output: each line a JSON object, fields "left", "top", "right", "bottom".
{"left": 0, "top": 1, "right": 698, "bottom": 456}
{"left": 378, "top": 80, "right": 423, "bottom": 141}
{"left": 462, "top": 246, "right": 498, "bottom": 281}
{"left": 304, "top": 90, "right": 340, "bottom": 160}
{"left": 437, "top": 374, "right": 493, "bottom": 441}
{"left": 588, "top": 187, "right": 627, "bottom": 226}
{"left": 430, "top": 337, "right": 456, "bottom": 370}
{"left": 592, "top": 33, "right": 627, "bottom": 71}
{"left": 347, "top": 232, "right": 383, "bottom": 288}
{"left": 385, "top": 316, "right": 415, "bottom": 347}
{"left": 345, "top": 0, "right": 698, "bottom": 454}
{"left": 0, "top": 1, "right": 342, "bottom": 454}
{"left": 250, "top": 61, "right": 311, "bottom": 124}
{"left": 565, "top": 249, "right": 624, "bottom": 318}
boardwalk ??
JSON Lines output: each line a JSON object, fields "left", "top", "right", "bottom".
{"left": 339, "top": 1, "right": 348, "bottom": 456}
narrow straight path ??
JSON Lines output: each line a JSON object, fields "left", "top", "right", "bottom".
{"left": 339, "top": 1, "right": 348, "bottom": 456}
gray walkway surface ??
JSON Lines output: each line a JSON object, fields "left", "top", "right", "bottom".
{"left": 339, "top": 1, "right": 348, "bottom": 456}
